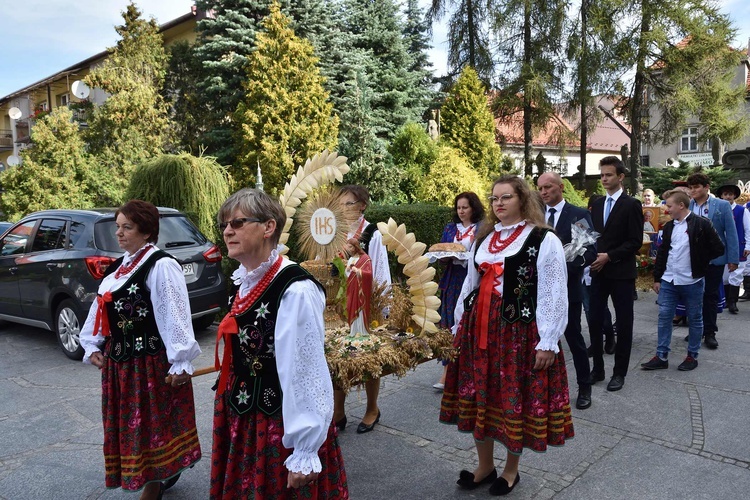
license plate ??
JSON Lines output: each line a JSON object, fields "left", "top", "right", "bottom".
{"left": 182, "top": 263, "right": 195, "bottom": 276}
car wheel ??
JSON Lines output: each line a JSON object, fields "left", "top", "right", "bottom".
{"left": 192, "top": 313, "right": 217, "bottom": 331}
{"left": 55, "top": 299, "right": 85, "bottom": 360}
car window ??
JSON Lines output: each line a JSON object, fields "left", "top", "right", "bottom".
{"left": 94, "top": 215, "right": 207, "bottom": 253}
{"left": 0, "top": 221, "right": 36, "bottom": 256}
{"left": 31, "top": 219, "right": 67, "bottom": 252}
{"left": 68, "top": 220, "right": 88, "bottom": 248}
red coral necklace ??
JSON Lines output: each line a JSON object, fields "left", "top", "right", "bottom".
{"left": 115, "top": 244, "right": 153, "bottom": 279}
{"left": 487, "top": 224, "right": 525, "bottom": 254}
{"left": 455, "top": 223, "right": 475, "bottom": 242}
{"left": 229, "top": 255, "right": 282, "bottom": 316}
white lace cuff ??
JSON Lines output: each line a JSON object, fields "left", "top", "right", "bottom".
{"left": 283, "top": 450, "right": 323, "bottom": 475}
{"left": 535, "top": 337, "right": 560, "bottom": 353}
{"left": 168, "top": 359, "right": 195, "bottom": 375}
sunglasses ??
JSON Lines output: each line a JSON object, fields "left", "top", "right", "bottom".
{"left": 218, "top": 217, "right": 262, "bottom": 231}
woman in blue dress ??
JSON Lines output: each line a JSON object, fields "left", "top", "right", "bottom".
{"left": 433, "top": 192, "right": 485, "bottom": 389}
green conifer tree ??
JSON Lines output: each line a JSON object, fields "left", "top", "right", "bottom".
{"left": 194, "top": 0, "right": 273, "bottom": 166}
{"left": 440, "top": 67, "right": 503, "bottom": 179}
{"left": 234, "top": 2, "right": 339, "bottom": 193}
{"left": 83, "top": 2, "right": 171, "bottom": 204}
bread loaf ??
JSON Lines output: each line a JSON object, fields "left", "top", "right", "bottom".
{"left": 429, "top": 242, "right": 466, "bottom": 252}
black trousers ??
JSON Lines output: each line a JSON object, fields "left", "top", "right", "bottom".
{"left": 588, "top": 276, "right": 635, "bottom": 377}
{"left": 702, "top": 264, "right": 724, "bottom": 336}
{"left": 564, "top": 301, "right": 591, "bottom": 389}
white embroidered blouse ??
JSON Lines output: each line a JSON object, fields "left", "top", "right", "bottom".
{"left": 230, "top": 250, "right": 333, "bottom": 475}
{"left": 452, "top": 221, "right": 569, "bottom": 352}
{"left": 79, "top": 245, "right": 202, "bottom": 375}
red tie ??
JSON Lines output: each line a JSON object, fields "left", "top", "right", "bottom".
{"left": 475, "top": 262, "right": 504, "bottom": 350}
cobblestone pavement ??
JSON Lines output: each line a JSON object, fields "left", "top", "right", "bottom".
{"left": 1, "top": 291, "right": 749, "bottom": 499}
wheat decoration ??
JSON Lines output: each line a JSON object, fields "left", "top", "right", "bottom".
{"left": 294, "top": 187, "right": 352, "bottom": 262}
{"left": 377, "top": 218, "right": 441, "bottom": 333}
{"left": 278, "top": 149, "right": 350, "bottom": 255}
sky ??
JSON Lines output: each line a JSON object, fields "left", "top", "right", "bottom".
{"left": 0, "top": 0, "right": 747, "bottom": 99}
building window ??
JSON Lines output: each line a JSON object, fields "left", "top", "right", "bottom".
{"left": 680, "top": 127, "right": 698, "bottom": 153}
{"left": 58, "top": 93, "right": 70, "bottom": 107}
{"left": 39, "top": 101, "right": 49, "bottom": 112}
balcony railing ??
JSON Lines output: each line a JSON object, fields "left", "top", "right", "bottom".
{"left": 0, "top": 130, "right": 12, "bottom": 150}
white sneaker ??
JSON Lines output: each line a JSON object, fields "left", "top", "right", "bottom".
{"left": 432, "top": 383, "right": 445, "bottom": 390}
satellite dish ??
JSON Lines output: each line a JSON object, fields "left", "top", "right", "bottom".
{"left": 7, "top": 156, "right": 20, "bottom": 167}
{"left": 71, "top": 81, "right": 91, "bottom": 99}
{"left": 8, "top": 107, "right": 22, "bottom": 120}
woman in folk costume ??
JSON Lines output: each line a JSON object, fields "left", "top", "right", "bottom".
{"left": 434, "top": 191, "right": 485, "bottom": 390}
{"left": 80, "top": 200, "right": 201, "bottom": 500}
{"left": 332, "top": 185, "right": 392, "bottom": 434}
{"left": 440, "top": 176, "right": 573, "bottom": 496}
{"left": 211, "top": 188, "right": 348, "bottom": 499}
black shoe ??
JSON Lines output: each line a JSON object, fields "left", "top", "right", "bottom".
{"left": 163, "top": 473, "right": 181, "bottom": 491}
{"left": 704, "top": 334, "right": 718, "bottom": 349}
{"left": 683, "top": 334, "right": 689, "bottom": 342}
{"left": 575, "top": 388, "right": 592, "bottom": 409}
{"left": 606, "top": 375, "right": 625, "bottom": 391}
{"left": 641, "top": 356, "right": 668, "bottom": 370}
{"left": 604, "top": 335, "right": 616, "bottom": 355}
{"left": 678, "top": 356, "right": 698, "bottom": 371}
{"left": 728, "top": 301, "right": 739, "bottom": 314}
{"left": 489, "top": 473, "right": 520, "bottom": 496}
{"left": 591, "top": 370, "right": 605, "bottom": 383}
{"left": 335, "top": 416, "right": 347, "bottom": 431}
{"left": 356, "top": 411, "right": 380, "bottom": 434}
{"left": 673, "top": 316, "right": 687, "bottom": 326}
{"left": 457, "top": 468, "right": 497, "bottom": 490}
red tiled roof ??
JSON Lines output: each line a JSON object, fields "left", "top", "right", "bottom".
{"left": 494, "top": 109, "right": 579, "bottom": 148}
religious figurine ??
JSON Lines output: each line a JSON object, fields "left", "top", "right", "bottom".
{"left": 344, "top": 238, "right": 373, "bottom": 336}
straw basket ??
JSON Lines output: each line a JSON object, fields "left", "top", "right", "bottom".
{"left": 300, "top": 260, "right": 347, "bottom": 330}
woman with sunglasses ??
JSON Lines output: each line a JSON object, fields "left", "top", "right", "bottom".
{"left": 80, "top": 200, "right": 202, "bottom": 500}
{"left": 210, "top": 188, "right": 347, "bottom": 499}
{"left": 440, "top": 176, "right": 573, "bottom": 496}
{"left": 332, "top": 185, "right": 392, "bottom": 434}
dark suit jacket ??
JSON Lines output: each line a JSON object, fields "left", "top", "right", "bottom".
{"left": 551, "top": 202, "right": 596, "bottom": 303}
{"left": 653, "top": 213, "right": 725, "bottom": 282}
{"left": 591, "top": 192, "right": 644, "bottom": 280}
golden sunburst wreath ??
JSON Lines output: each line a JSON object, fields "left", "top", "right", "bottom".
{"left": 278, "top": 149, "right": 350, "bottom": 255}
{"left": 293, "top": 187, "right": 354, "bottom": 263}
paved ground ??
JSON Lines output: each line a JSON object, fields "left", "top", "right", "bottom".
{"left": 1, "top": 291, "right": 749, "bottom": 499}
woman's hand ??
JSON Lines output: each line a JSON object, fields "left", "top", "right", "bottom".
{"left": 287, "top": 471, "right": 319, "bottom": 489}
{"left": 166, "top": 372, "right": 191, "bottom": 387}
{"left": 533, "top": 350, "right": 555, "bottom": 371}
{"left": 89, "top": 352, "right": 104, "bottom": 369}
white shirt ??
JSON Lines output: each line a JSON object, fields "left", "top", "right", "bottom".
{"left": 662, "top": 214, "right": 699, "bottom": 285}
{"left": 692, "top": 198, "right": 710, "bottom": 218}
{"left": 79, "top": 245, "right": 201, "bottom": 375}
{"left": 604, "top": 189, "right": 623, "bottom": 223}
{"left": 452, "top": 221, "right": 569, "bottom": 352}
{"left": 230, "top": 251, "right": 333, "bottom": 475}
{"left": 545, "top": 200, "right": 566, "bottom": 228}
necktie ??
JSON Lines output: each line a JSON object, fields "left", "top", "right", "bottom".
{"left": 604, "top": 197, "right": 613, "bottom": 225}
{"left": 547, "top": 207, "right": 556, "bottom": 228}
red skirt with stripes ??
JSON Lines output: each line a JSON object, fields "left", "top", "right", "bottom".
{"left": 210, "top": 376, "right": 348, "bottom": 500}
{"left": 439, "top": 292, "right": 574, "bottom": 454}
{"left": 101, "top": 350, "right": 201, "bottom": 490}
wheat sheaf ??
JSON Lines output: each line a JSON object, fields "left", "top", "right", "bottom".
{"left": 377, "top": 218, "right": 441, "bottom": 333}
{"left": 278, "top": 150, "right": 350, "bottom": 255}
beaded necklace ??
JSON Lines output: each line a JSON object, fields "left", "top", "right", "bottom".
{"left": 455, "top": 223, "right": 476, "bottom": 242}
{"left": 230, "top": 255, "right": 282, "bottom": 316}
{"left": 115, "top": 244, "right": 153, "bottom": 279}
{"left": 487, "top": 224, "right": 525, "bottom": 254}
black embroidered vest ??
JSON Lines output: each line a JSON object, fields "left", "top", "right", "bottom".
{"left": 227, "top": 264, "right": 323, "bottom": 416}
{"left": 103, "top": 250, "right": 173, "bottom": 362}
{"left": 465, "top": 226, "right": 548, "bottom": 324}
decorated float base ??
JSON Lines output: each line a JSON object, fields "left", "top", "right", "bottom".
{"left": 324, "top": 325, "right": 454, "bottom": 393}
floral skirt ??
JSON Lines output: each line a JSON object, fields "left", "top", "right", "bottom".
{"left": 101, "top": 350, "right": 201, "bottom": 490}
{"left": 439, "top": 293, "right": 574, "bottom": 454}
{"left": 210, "top": 377, "right": 348, "bottom": 500}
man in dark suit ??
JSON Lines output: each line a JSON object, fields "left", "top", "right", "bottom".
{"left": 538, "top": 172, "right": 596, "bottom": 409}
{"left": 588, "top": 156, "right": 644, "bottom": 391}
